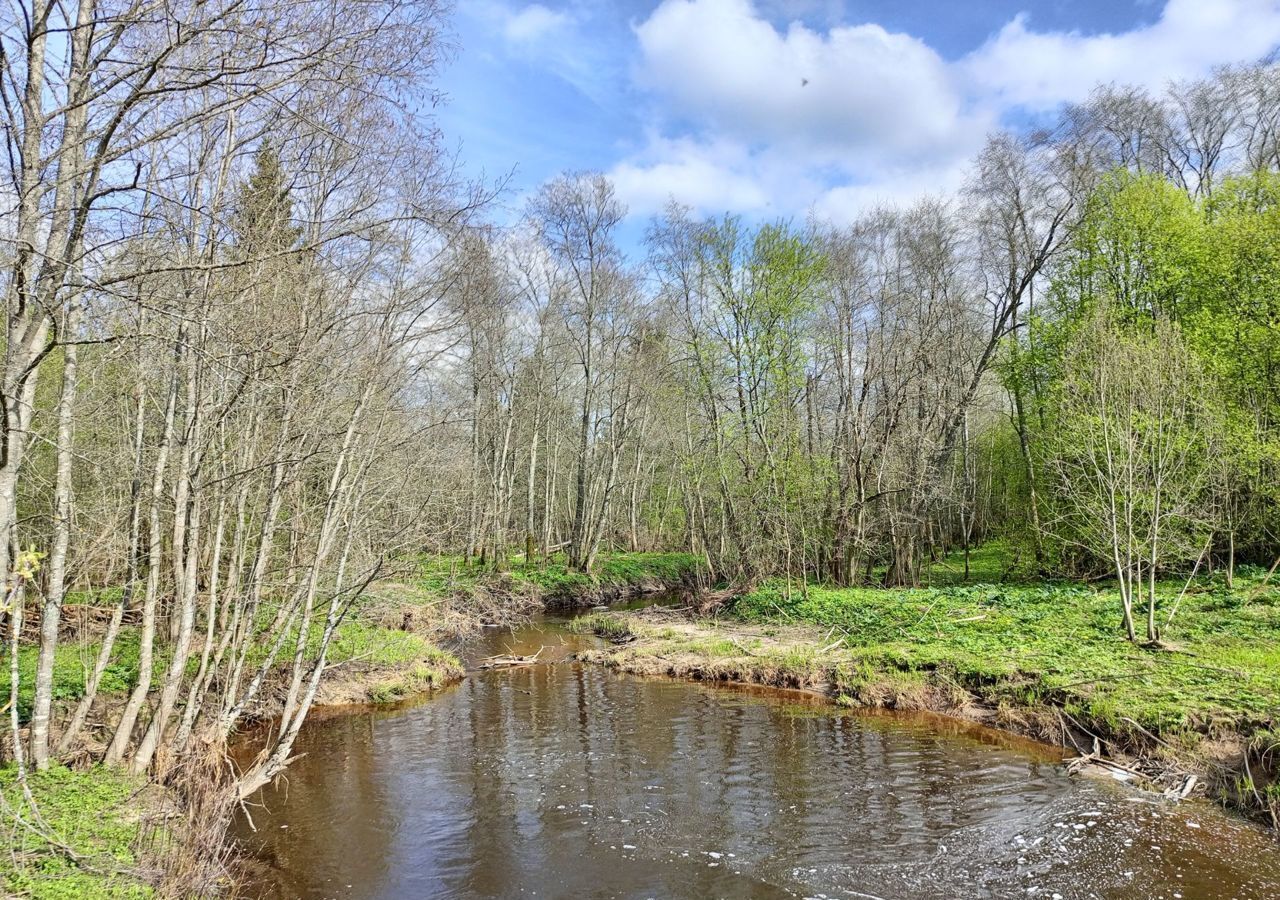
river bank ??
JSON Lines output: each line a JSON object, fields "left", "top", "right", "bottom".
{"left": 310, "top": 551, "right": 704, "bottom": 705}
{"left": 0, "top": 551, "right": 704, "bottom": 898}
{"left": 575, "top": 571, "right": 1280, "bottom": 831}
{"left": 235, "top": 598, "right": 1280, "bottom": 900}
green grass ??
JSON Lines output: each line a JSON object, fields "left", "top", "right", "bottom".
{"left": 731, "top": 569, "right": 1280, "bottom": 735}
{"left": 325, "top": 619, "right": 454, "bottom": 667}
{"left": 569, "top": 612, "right": 634, "bottom": 639}
{"left": 0, "top": 632, "right": 164, "bottom": 722}
{"left": 3, "top": 611, "right": 460, "bottom": 721}
{"left": 921, "top": 539, "right": 1037, "bottom": 585}
{"left": 0, "top": 552, "right": 696, "bottom": 721}
{"left": 1, "top": 765, "right": 156, "bottom": 899}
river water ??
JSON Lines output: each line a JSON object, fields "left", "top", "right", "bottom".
{"left": 234, "top": 601, "right": 1280, "bottom": 899}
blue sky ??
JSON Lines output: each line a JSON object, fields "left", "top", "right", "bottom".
{"left": 434, "top": 0, "right": 1280, "bottom": 231}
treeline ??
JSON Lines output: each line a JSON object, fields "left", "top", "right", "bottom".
{"left": 3, "top": 0, "right": 1279, "bottom": 861}
{"left": 1, "top": 0, "right": 480, "bottom": 812}
{"left": 442, "top": 64, "right": 1280, "bottom": 606}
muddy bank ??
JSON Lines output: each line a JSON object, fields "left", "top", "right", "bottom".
{"left": 576, "top": 606, "right": 1280, "bottom": 831}
{"left": 540, "top": 573, "right": 698, "bottom": 609}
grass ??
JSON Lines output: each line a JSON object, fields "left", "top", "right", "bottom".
{"left": 578, "top": 548, "right": 1280, "bottom": 823}
{"left": 581, "top": 545, "right": 1280, "bottom": 746}
{"left": 731, "top": 563, "right": 1280, "bottom": 735}
{"left": 1, "top": 765, "right": 157, "bottom": 899}
{"left": 918, "top": 539, "right": 1036, "bottom": 586}
{"left": 326, "top": 619, "right": 450, "bottom": 667}
{"left": 569, "top": 612, "right": 635, "bottom": 639}
{"left": 2, "top": 551, "right": 696, "bottom": 721}
{"left": 0, "top": 632, "right": 163, "bottom": 722}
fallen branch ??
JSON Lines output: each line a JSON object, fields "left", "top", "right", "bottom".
{"left": 478, "top": 646, "right": 545, "bottom": 669}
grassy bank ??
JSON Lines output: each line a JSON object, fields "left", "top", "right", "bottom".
{"left": 576, "top": 554, "right": 1280, "bottom": 826}
{"left": 1, "top": 551, "right": 702, "bottom": 726}
{"left": 0, "top": 550, "right": 702, "bottom": 895}
{"left": 387, "top": 550, "right": 704, "bottom": 611}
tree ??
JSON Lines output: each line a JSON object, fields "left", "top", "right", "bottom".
{"left": 1047, "top": 313, "right": 1221, "bottom": 642}
{"left": 529, "top": 174, "right": 628, "bottom": 572}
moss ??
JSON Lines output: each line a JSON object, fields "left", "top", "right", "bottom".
{"left": 1, "top": 765, "right": 157, "bottom": 899}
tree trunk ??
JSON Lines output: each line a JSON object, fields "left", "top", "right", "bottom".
{"left": 29, "top": 309, "right": 79, "bottom": 769}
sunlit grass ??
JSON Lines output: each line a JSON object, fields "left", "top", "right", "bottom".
{"left": 732, "top": 561, "right": 1280, "bottom": 734}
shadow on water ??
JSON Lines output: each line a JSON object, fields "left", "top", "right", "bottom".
{"left": 233, "top": 596, "right": 1280, "bottom": 899}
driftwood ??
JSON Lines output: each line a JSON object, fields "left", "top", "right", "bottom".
{"left": 1065, "top": 737, "right": 1200, "bottom": 802}
{"left": 478, "top": 647, "right": 545, "bottom": 669}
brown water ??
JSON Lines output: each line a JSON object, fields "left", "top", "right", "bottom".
{"left": 234, "top": 604, "right": 1280, "bottom": 899}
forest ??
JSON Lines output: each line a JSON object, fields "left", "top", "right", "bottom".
{"left": 1, "top": 0, "right": 1278, "bottom": 896}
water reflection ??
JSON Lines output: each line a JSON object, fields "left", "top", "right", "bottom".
{"left": 235, "top": 614, "right": 1280, "bottom": 899}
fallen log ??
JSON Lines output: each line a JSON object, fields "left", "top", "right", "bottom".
{"left": 478, "top": 647, "right": 545, "bottom": 669}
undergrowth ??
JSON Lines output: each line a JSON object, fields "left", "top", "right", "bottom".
{"left": 1, "top": 765, "right": 157, "bottom": 899}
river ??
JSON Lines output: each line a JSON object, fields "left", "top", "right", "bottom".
{"left": 233, "top": 599, "right": 1280, "bottom": 899}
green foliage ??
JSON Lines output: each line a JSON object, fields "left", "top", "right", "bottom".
{"left": 231, "top": 144, "right": 301, "bottom": 254}
{"left": 925, "top": 540, "right": 1035, "bottom": 585}
{"left": 1064, "top": 170, "right": 1205, "bottom": 323}
{"left": 325, "top": 620, "right": 454, "bottom": 669}
{"left": 0, "top": 552, "right": 684, "bottom": 726}
{"left": 1, "top": 766, "right": 155, "bottom": 899}
{"left": 592, "top": 552, "right": 704, "bottom": 586}
{"left": 407, "top": 551, "right": 701, "bottom": 599}
{"left": 1002, "top": 167, "right": 1280, "bottom": 594}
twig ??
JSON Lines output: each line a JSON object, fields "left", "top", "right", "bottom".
{"left": 1244, "top": 554, "right": 1280, "bottom": 606}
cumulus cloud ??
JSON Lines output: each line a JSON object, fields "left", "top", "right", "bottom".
{"left": 963, "top": 0, "right": 1280, "bottom": 110}
{"left": 601, "top": 0, "right": 1280, "bottom": 220}
{"left": 618, "top": 0, "right": 992, "bottom": 218}
{"left": 811, "top": 157, "right": 971, "bottom": 224}
{"left": 634, "top": 0, "right": 980, "bottom": 163}
{"left": 610, "top": 136, "right": 789, "bottom": 217}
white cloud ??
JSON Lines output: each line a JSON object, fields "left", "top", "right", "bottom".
{"left": 503, "top": 4, "right": 573, "bottom": 45}
{"left": 608, "top": 136, "right": 781, "bottom": 217}
{"left": 812, "top": 157, "right": 971, "bottom": 224}
{"left": 634, "top": 0, "right": 981, "bottom": 164}
{"left": 484, "top": 2, "right": 625, "bottom": 107}
{"left": 963, "top": 0, "right": 1280, "bottom": 110}
{"left": 619, "top": 0, "right": 994, "bottom": 219}
{"left": 608, "top": 0, "right": 1280, "bottom": 222}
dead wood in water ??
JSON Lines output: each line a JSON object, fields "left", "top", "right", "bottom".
{"left": 478, "top": 647, "right": 545, "bottom": 669}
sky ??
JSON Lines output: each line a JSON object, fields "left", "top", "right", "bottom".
{"left": 434, "top": 0, "right": 1280, "bottom": 236}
